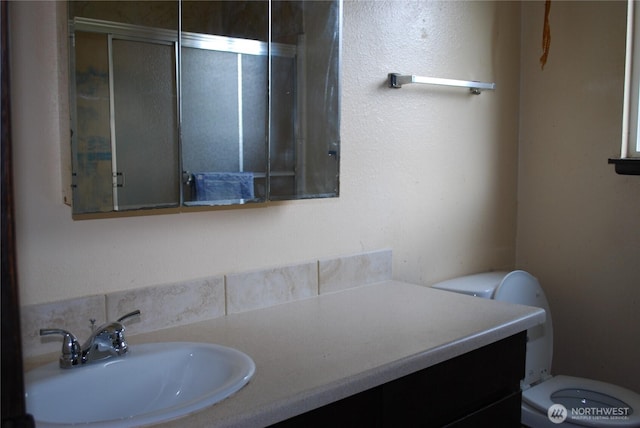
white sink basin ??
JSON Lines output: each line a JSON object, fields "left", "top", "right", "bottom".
{"left": 25, "top": 342, "right": 256, "bottom": 427}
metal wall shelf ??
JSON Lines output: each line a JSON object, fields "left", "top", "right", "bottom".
{"left": 387, "top": 73, "right": 495, "bottom": 95}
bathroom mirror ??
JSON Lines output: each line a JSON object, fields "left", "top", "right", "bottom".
{"left": 68, "top": 0, "right": 340, "bottom": 216}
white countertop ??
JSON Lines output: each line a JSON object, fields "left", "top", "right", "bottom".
{"left": 119, "top": 280, "right": 545, "bottom": 428}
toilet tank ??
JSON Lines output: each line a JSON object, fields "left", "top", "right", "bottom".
{"left": 431, "top": 270, "right": 553, "bottom": 388}
{"left": 430, "top": 271, "right": 507, "bottom": 298}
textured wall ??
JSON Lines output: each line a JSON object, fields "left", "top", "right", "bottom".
{"left": 11, "top": 1, "right": 520, "bottom": 315}
{"left": 517, "top": 1, "right": 640, "bottom": 392}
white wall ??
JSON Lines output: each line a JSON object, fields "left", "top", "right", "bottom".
{"left": 518, "top": 1, "right": 640, "bottom": 392}
{"left": 11, "top": 1, "right": 521, "bottom": 307}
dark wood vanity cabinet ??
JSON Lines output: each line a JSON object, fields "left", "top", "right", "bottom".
{"left": 271, "top": 331, "right": 526, "bottom": 428}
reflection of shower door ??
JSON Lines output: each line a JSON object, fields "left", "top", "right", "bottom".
{"left": 110, "top": 37, "right": 179, "bottom": 211}
{"left": 180, "top": 44, "right": 269, "bottom": 202}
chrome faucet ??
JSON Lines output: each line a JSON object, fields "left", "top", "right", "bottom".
{"left": 40, "top": 310, "right": 141, "bottom": 369}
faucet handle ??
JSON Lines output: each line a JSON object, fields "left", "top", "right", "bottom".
{"left": 40, "top": 328, "right": 81, "bottom": 368}
{"left": 117, "top": 309, "right": 141, "bottom": 323}
{"left": 110, "top": 310, "right": 141, "bottom": 356}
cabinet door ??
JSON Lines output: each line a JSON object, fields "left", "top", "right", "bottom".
{"left": 270, "top": 332, "right": 526, "bottom": 428}
{"left": 269, "top": 387, "right": 382, "bottom": 428}
{"left": 445, "top": 392, "right": 522, "bottom": 428}
{"left": 381, "top": 332, "right": 526, "bottom": 426}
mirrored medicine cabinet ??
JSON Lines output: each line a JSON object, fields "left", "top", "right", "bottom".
{"left": 68, "top": 0, "right": 341, "bottom": 216}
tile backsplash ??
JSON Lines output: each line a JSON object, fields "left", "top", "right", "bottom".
{"left": 21, "top": 249, "right": 392, "bottom": 358}
{"left": 319, "top": 250, "right": 393, "bottom": 294}
{"left": 226, "top": 261, "right": 318, "bottom": 314}
{"left": 106, "top": 276, "right": 226, "bottom": 336}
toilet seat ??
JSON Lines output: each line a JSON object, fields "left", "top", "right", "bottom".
{"left": 523, "top": 375, "right": 640, "bottom": 427}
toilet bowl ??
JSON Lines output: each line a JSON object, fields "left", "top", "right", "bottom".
{"left": 431, "top": 270, "right": 640, "bottom": 427}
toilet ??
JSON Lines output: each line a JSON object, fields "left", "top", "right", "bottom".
{"left": 431, "top": 270, "right": 640, "bottom": 427}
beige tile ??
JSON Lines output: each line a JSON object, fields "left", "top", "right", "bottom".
{"left": 21, "top": 295, "right": 106, "bottom": 358}
{"left": 21, "top": 250, "right": 392, "bottom": 359}
{"left": 319, "top": 249, "right": 393, "bottom": 294}
{"left": 105, "top": 276, "right": 225, "bottom": 335}
{"left": 226, "top": 262, "right": 318, "bottom": 314}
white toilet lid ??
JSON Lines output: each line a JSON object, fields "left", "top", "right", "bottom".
{"left": 523, "top": 375, "right": 640, "bottom": 427}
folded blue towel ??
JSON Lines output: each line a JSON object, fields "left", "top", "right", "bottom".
{"left": 194, "top": 172, "right": 255, "bottom": 202}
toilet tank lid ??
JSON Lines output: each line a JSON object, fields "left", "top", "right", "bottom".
{"left": 431, "top": 271, "right": 508, "bottom": 299}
